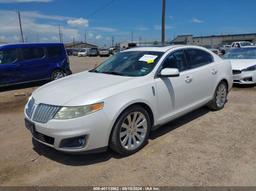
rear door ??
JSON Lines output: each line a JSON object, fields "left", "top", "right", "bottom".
{"left": 19, "top": 47, "right": 49, "bottom": 81}
{"left": 0, "top": 48, "right": 20, "bottom": 86}
{"left": 45, "top": 46, "right": 65, "bottom": 75}
{"left": 184, "top": 48, "right": 218, "bottom": 104}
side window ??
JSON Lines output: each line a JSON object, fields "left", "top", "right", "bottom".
{"left": 186, "top": 49, "right": 213, "bottom": 69}
{"left": 0, "top": 49, "right": 17, "bottom": 65}
{"left": 47, "top": 46, "right": 62, "bottom": 58}
{"left": 22, "top": 48, "right": 45, "bottom": 60}
{"left": 162, "top": 50, "right": 187, "bottom": 72}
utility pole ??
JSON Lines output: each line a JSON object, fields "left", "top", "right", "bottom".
{"left": 17, "top": 11, "right": 24, "bottom": 43}
{"left": 161, "top": 0, "right": 166, "bottom": 45}
{"left": 131, "top": 31, "right": 134, "bottom": 43}
{"left": 73, "top": 37, "right": 75, "bottom": 45}
{"left": 58, "top": 25, "right": 63, "bottom": 43}
{"left": 111, "top": 36, "right": 114, "bottom": 47}
{"left": 84, "top": 31, "right": 87, "bottom": 43}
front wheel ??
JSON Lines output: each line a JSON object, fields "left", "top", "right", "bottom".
{"left": 207, "top": 81, "right": 228, "bottom": 111}
{"left": 110, "top": 106, "right": 151, "bottom": 156}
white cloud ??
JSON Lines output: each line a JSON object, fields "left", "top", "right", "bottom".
{"left": 169, "top": 16, "right": 173, "bottom": 19}
{"left": 22, "top": 11, "right": 71, "bottom": 21}
{"left": 191, "top": 18, "right": 204, "bottom": 24}
{"left": 95, "top": 35, "right": 102, "bottom": 40}
{"left": 90, "top": 27, "right": 117, "bottom": 32}
{"left": 136, "top": 27, "right": 149, "bottom": 31}
{"left": 88, "top": 32, "right": 94, "bottom": 38}
{"left": 0, "top": 0, "right": 53, "bottom": 3}
{"left": 67, "top": 18, "right": 89, "bottom": 27}
{"left": 0, "top": 10, "right": 80, "bottom": 42}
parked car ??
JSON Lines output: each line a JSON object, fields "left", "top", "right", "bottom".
{"left": 223, "top": 47, "right": 256, "bottom": 85}
{"left": 87, "top": 48, "right": 99, "bottom": 57}
{"left": 99, "top": 48, "right": 110, "bottom": 57}
{"left": 231, "top": 41, "right": 253, "bottom": 48}
{"left": 72, "top": 48, "right": 80, "bottom": 56}
{"left": 24, "top": 45, "right": 232, "bottom": 156}
{"left": 78, "top": 48, "right": 88, "bottom": 57}
{"left": 210, "top": 49, "right": 222, "bottom": 56}
{"left": 66, "top": 48, "right": 73, "bottom": 56}
{"left": 0, "top": 43, "right": 72, "bottom": 88}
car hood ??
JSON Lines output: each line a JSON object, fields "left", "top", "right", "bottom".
{"left": 228, "top": 59, "right": 256, "bottom": 70}
{"left": 32, "top": 71, "right": 135, "bottom": 106}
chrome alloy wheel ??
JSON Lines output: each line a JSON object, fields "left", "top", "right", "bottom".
{"left": 216, "top": 83, "right": 227, "bottom": 108}
{"left": 119, "top": 112, "right": 148, "bottom": 151}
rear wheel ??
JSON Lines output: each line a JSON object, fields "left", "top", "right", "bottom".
{"left": 207, "top": 81, "right": 228, "bottom": 111}
{"left": 51, "top": 70, "right": 66, "bottom": 81}
{"left": 110, "top": 106, "right": 151, "bottom": 156}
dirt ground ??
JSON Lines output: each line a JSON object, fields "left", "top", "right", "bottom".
{"left": 0, "top": 56, "right": 255, "bottom": 186}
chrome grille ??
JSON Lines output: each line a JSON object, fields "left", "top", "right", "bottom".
{"left": 26, "top": 97, "right": 35, "bottom": 119}
{"left": 33, "top": 104, "right": 61, "bottom": 124}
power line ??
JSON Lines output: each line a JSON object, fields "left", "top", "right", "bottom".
{"left": 87, "top": 0, "right": 116, "bottom": 19}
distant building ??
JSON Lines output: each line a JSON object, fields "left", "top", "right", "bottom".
{"left": 171, "top": 33, "right": 256, "bottom": 48}
{"left": 0, "top": 40, "right": 7, "bottom": 45}
{"left": 65, "top": 42, "right": 97, "bottom": 49}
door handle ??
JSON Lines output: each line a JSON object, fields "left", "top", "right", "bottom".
{"left": 212, "top": 69, "right": 218, "bottom": 75}
{"left": 185, "top": 76, "right": 192, "bottom": 83}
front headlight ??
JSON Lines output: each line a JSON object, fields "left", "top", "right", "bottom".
{"left": 243, "top": 65, "right": 256, "bottom": 71}
{"left": 54, "top": 102, "right": 104, "bottom": 120}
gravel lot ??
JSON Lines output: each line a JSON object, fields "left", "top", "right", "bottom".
{"left": 0, "top": 56, "right": 255, "bottom": 186}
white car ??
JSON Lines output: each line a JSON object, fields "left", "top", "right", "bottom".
{"left": 77, "top": 49, "right": 88, "bottom": 57}
{"left": 231, "top": 41, "right": 253, "bottom": 48}
{"left": 24, "top": 45, "right": 233, "bottom": 155}
{"left": 99, "top": 49, "right": 110, "bottom": 57}
{"left": 224, "top": 47, "right": 256, "bottom": 85}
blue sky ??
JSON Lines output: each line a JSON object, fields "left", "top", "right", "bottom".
{"left": 0, "top": 0, "right": 255, "bottom": 46}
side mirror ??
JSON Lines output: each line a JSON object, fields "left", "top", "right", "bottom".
{"left": 160, "top": 68, "right": 180, "bottom": 77}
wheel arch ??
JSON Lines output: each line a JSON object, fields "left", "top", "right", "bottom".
{"left": 219, "top": 78, "right": 229, "bottom": 90}
{"left": 107, "top": 102, "right": 155, "bottom": 145}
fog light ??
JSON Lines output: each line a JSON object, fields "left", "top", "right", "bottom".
{"left": 60, "top": 136, "right": 87, "bottom": 148}
{"left": 243, "top": 77, "right": 253, "bottom": 82}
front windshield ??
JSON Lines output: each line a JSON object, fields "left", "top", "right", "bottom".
{"left": 90, "top": 51, "right": 164, "bottom": 77}
{"left": 223, "top": 48, "right": 256, "bottom": 59}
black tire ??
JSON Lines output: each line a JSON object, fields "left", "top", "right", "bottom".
{"left": 51, "top": 70, "right": 66, "bottom": 81}
{"left": 109, "top": 105, "right": 151, "bottom": 156}
{"left": 207, "top": 81, "right": 228, "bottom": 111}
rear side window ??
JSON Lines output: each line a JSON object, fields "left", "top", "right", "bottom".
{"left": 0, "top": 49, "right": 17, "bottom": 65}
{"left": 22, "top": 48, "right": 45, "bottom": 60}
{"left": 162, "top": 50, "right": 187, "bottom": 71}
{"left": 186, "top": 49, "right": 213, "bottom": 69}
{"left": 47, "top": 46, "right": 62, "bottom": 58}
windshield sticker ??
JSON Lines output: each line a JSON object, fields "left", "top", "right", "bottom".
{"left": 139, "top": 54, "right": 158, "bottom": 64}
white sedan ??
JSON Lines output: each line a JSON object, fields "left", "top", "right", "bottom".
{"left": 77, "top": 49, "right": 88, "bottom": 57}
{"left": 224, "top": 47, "right": 256, "bottom": 85}
{"left": 24, "top": 45, "right": 233, "bottom": 156}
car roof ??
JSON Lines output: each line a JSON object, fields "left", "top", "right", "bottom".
{"left": 123, "top": 45, "right": 208, "bottom": 53}
{"left": 0, "top": 43, "right": 64, "bottom": 49}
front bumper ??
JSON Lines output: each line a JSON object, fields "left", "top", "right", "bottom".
{"left": 24, "top": 110, "right": 112, "bottom": 153}
{"left": 233, "top": 71, "right": 256, "bottom": 85}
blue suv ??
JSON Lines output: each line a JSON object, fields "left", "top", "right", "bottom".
{"left": 0, "top": 43, "right": 72, "bottom": 87}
